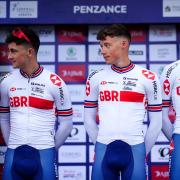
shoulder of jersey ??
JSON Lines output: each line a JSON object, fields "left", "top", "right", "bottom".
{"left": 43, "top": 68, "right": 63, "bottom": 87}
{"left": 87, "top": 69, "right": 105, "bottom": 80}
{"left": 137, "top": 65, "right": 157, "bottom": 81}
{"left": 0, "top": 71, "right": 14, "bottom": 84}
{"left": 163, "top": 60, "right": 180, "bottom": 76}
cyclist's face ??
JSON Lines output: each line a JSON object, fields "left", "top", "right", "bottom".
{"left": 99, "top": 36, "right": 129, "bottom": 65}
{"left": 7, "top": 42, "right": 31, "bottom": 69}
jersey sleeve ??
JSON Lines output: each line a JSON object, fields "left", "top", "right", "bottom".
{"left": 143, "top": 70, "right": 162, "bottom": 154}
{"left": 49, "top": 73, "right": 73, "bottom": 117}
{"left": 0, "top": 75, "right": 10, "bottom": 113}
{"left": 160, "top": 65, "right": 174, "bottom": 109}
{"left": 160, "top": 63, "right": 178, "bottom": 140}
{"left": 0, "top": 75, "right": 11, "bottom": 145}
{"left": 84, "top": 71, "right": 99, "bottom": 109}
{"left": 160, "top": 66, "right": 172, "bottom": 108}
{"left": 48, "top": 73, "right": 73, "bottom": 149}
{"left": 143, "top": 71, "right": 162, "bottom": 112}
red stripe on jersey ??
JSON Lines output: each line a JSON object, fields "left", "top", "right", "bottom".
{"left": 148, "top": 105, "right": 162, "bottom": 111}
{"left": 0, "top": 106, "right": 10, "bottom": 113}
{"left": 29, "top": 96, "right": 54, "bottom": 110}
{"left": 162, "top": 100, "right": 171, "bottom": 107}
{"left": 56, "top": 108, "right": 73, "bottom": 116}
{"left": 120, "top": 91, "right": 144, "bottom": 102}
{"left": 84, "top": 101, "right": 98, "bottom": 108}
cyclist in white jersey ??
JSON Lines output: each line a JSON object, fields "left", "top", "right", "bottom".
{"left": 160, "top": 60, "right": 180, "bottom": 180}
{"left": 84, "top": 24, "right": 162, "bottom": 180}
{"left": 0, "top": 27, "right": 73, "bottom": 180}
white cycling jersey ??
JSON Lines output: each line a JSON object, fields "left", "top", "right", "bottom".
{"left": 84, "top": 63, "right": 162, "bottom": 145}
{"left": 161, "top": 60, "right": 180, "bottom": 134}
{"left": 0, "top": 66, "right": 72, "bottom": 149}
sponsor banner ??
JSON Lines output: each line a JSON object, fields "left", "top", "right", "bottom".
{"left": 58, "top": 64, "right": 86, "bottom": 83}
{"left": 66, "top": 125, "right": 86, "bottom": 143}
{"left": 57, "top": 26, "right": 86, "bottom": 42}
{"left": 0, "top": 44, "right": 9, "bottom": 64}
{"left": 128, "top": 44, "right": 146, "bottom": 61}
{"left": 88, "top": 25, "right": 105, "bottom": 42}
{"left": 88, "top": 64, "right": 109, "bottom": 74}
{"left": 68, "top": 85, "right": 85, "bottom": 102}
{"left": 58, "top": 166, "right": 86, "bottom": 180}
{"left": 0, "top": 146, "right": 7, "bottom": 164}
{"left": 58, "top": 145, "right": 86, "bottom": 163}
{"left": 151, "top": 144, "right": 169, "bottom": 163}
{"left": 31, "top": 26, "right": 55, "bottom": 42}
{"left": 42, "top": 65, "right": 55, "bottom": 73}
{"left": 156, "top": 131, "right": 169, "bottom": 142}
{"left": 149, "top": 25, "right": 176, "bottom": 42}
{"left": 163, "top": 0, "right": 180, "bottom": 17}
{"left": 149, "top": 64, "right": 167, "bottom": 78}
{"left": 0, "top": 1, "right": 6, "bottom": 18}
{"left": 151, "top": 165, "right": 169, "bottom": 179}
{"left": 72, "top": 105, "right": 84, "bottom": 123}
{"left": 89, "top": 145, "right": 95, "bottom": 163}
{"left": 58, "top": 45, "right": 85, "bottom": 62}
{"left": 88, "top": 44, "right": 104, "bottom": 62}
{"left": 129, "top": 26, "right": 146, "bottom": 42}
{"left": 37, "top": 45, "right": 55, "bottom": 62}
{"left": 10, "top": 1, "right": 38, "bottom": 18}
{"left": 149, "top": 44, "right": 177, "bottom": 61}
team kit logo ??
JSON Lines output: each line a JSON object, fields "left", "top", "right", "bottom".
{"left": 163, "top": 79, "right": 170, "bottom": 95}
{"left": 50, "top": 74, "right": 62, "bottom": 87}
{"left": 86, "top": 80, "right": 90, "bottom": 96}
{"left": 142, "top": 70, "right": 155, "bottom": 80}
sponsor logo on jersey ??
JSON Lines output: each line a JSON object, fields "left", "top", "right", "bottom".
{"left": 165, "top": 63, "right": 178, "bottom": 78}
{"left": 50, "top": 74, "right": 62, "bottom": 87}
{"left": 86, "top": 80, "right": 90, "bottom": 96}
{"left": 10, "top": 87, "right": 16, "bottom": 91}
{"left": 87, "top": 70, "right": 99, "bottom": 81}
{"left": 59, "top": 87, "right": 64, "bottom": 105}
{"left": 31, "top": 82, "right": 45, "bottom": 87}
{"left": 100, "top": 81, "right": 107, "bottom": 85}
{"left": 152, "top": 80, "right": 158, "bottom": 100}
{"left": 31, "top": 87, "right": 44, "bottom": 94}
{"left": 163, "top": 79, "right": 170, "bottom": 95}
{"left": 142, "top": 70, "right": 155, "bottom": 80}
{"left": 0, "top": 73, "right": 11, "bottom": 83}
{"left": 123, "top": 77, "right": 138, "bottom": 90}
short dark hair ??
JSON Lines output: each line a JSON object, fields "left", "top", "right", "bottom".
{"left": 5, "top": 27, "right": 40, "bottom": 54}
{"left": 97, "top": 24, "right": 131, "bottom": 42}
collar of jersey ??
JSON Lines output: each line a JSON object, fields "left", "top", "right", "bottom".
{"left": 20, "top": 65, "right": 44, "bottom": 78}
{"left": 111, "top": 63, "right": 135, "bottom": 74}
